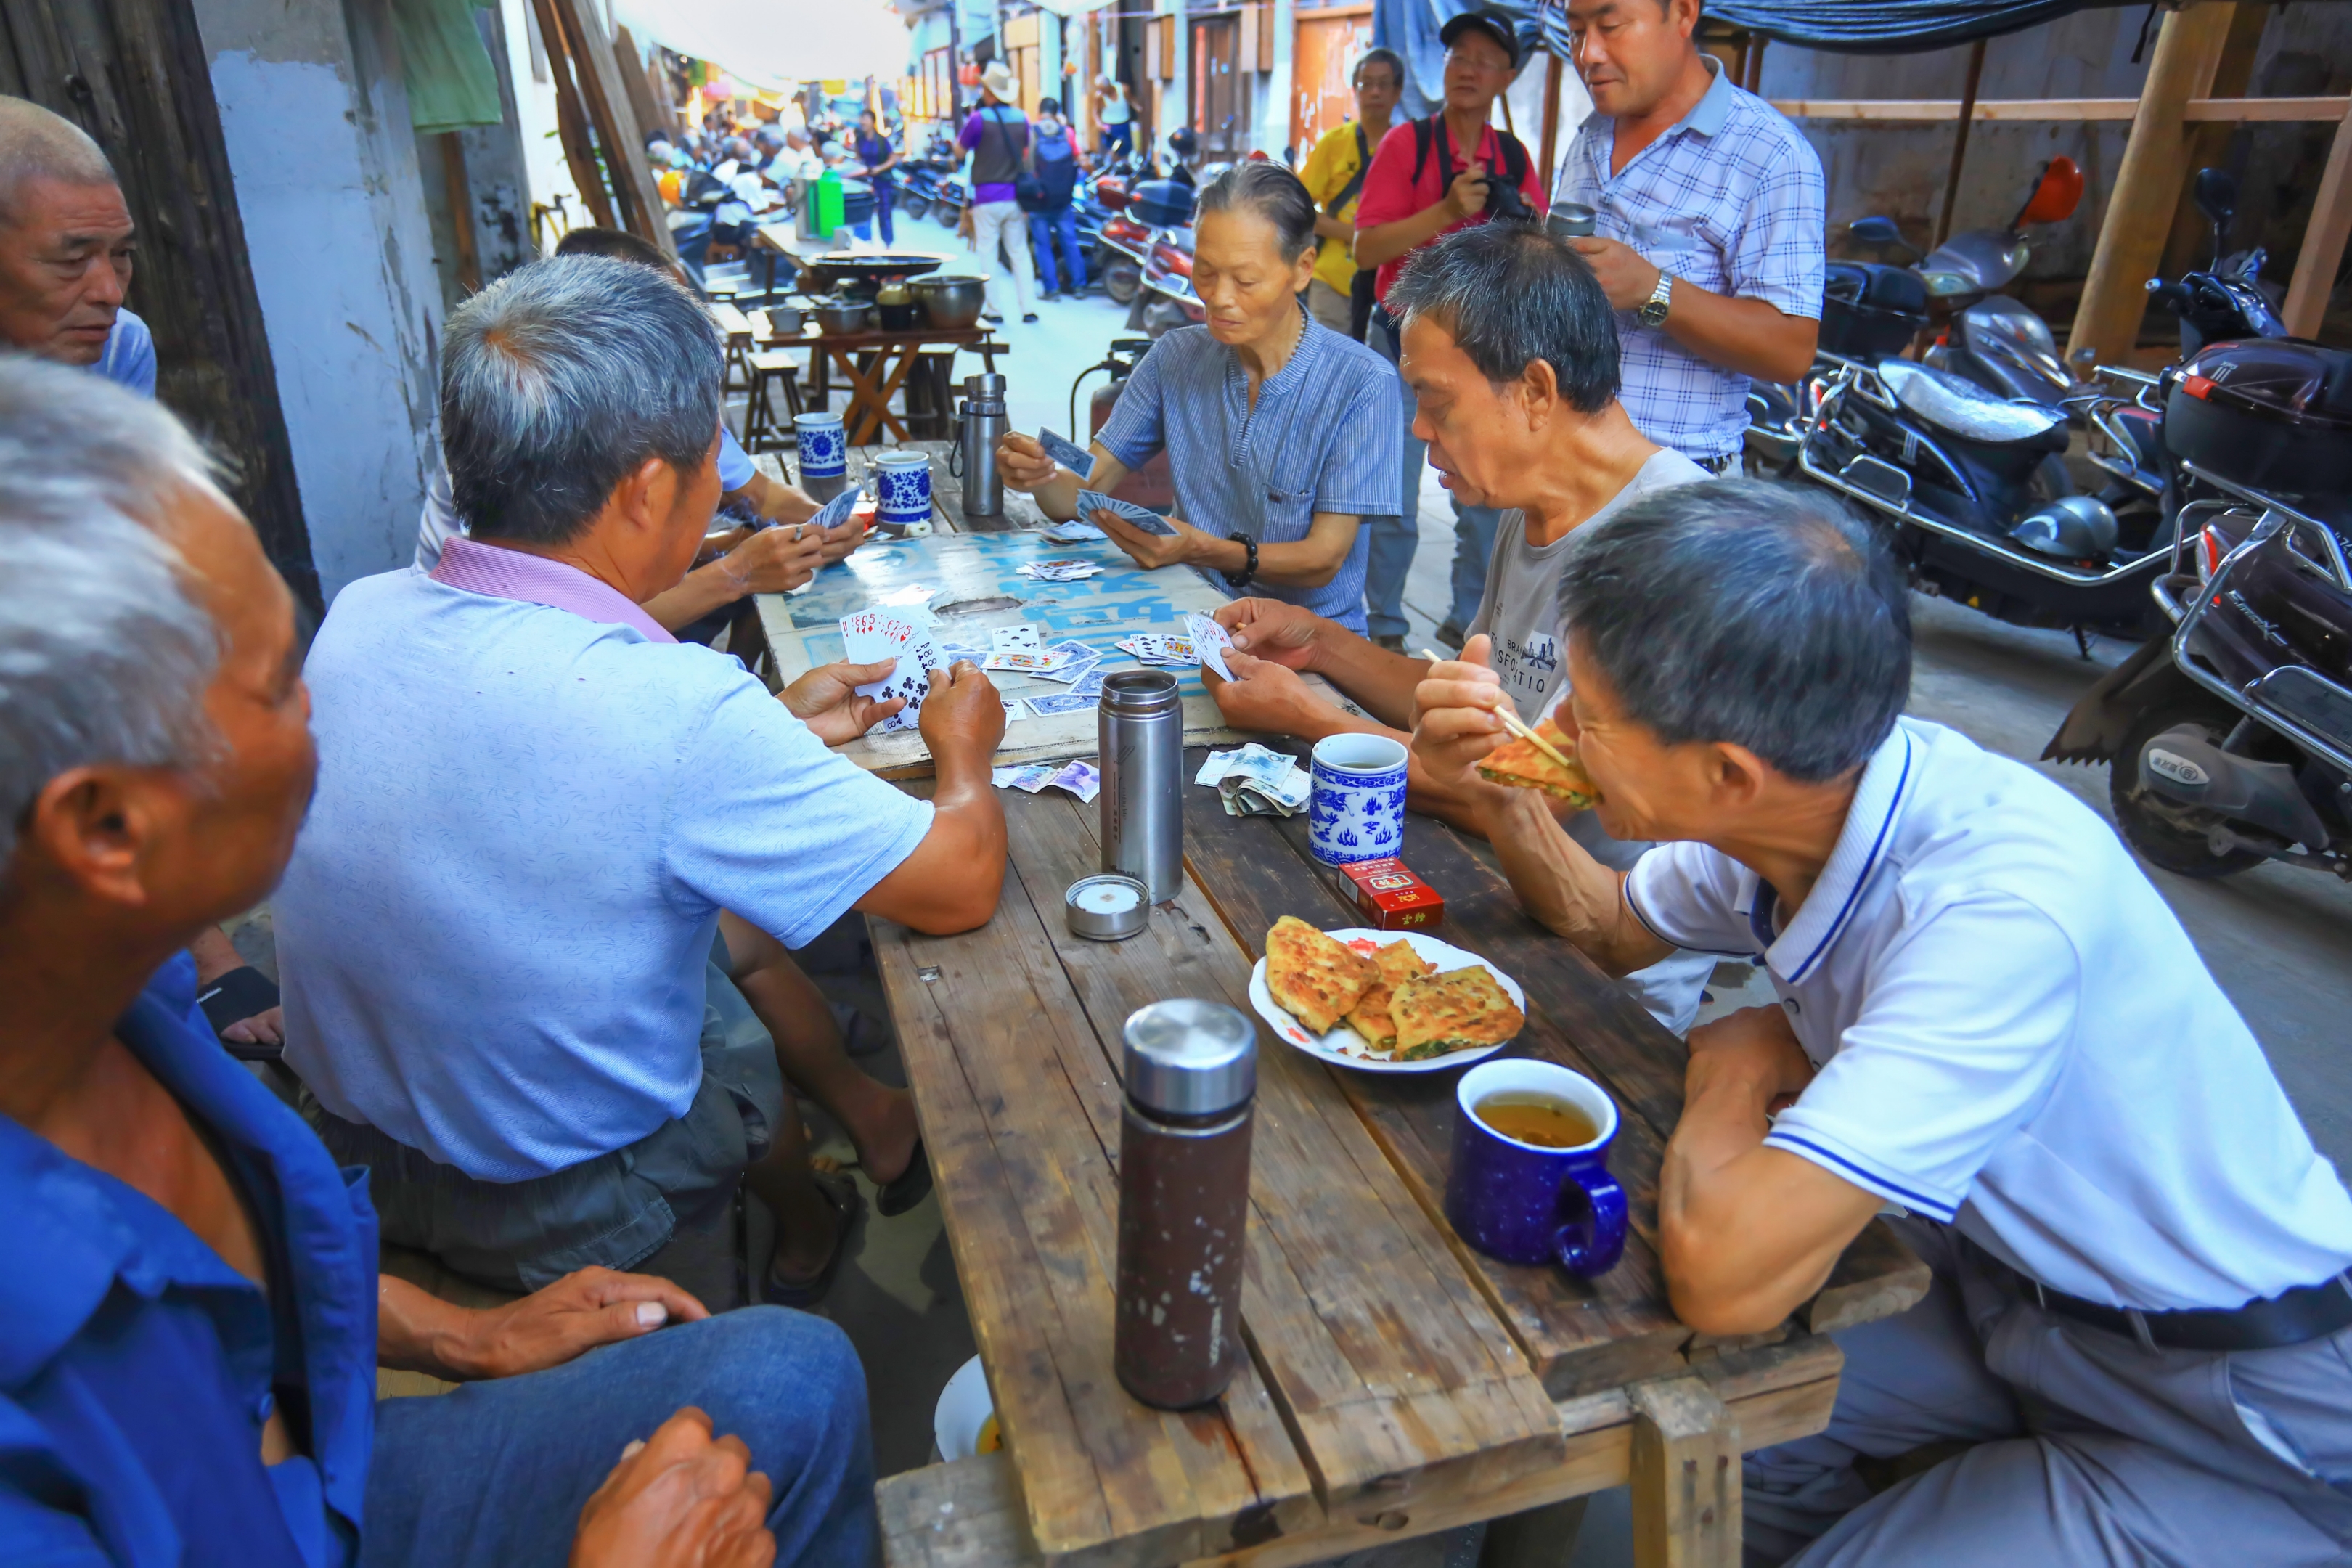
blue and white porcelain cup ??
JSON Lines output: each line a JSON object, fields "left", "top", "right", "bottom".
{"left": 872, "top": 449, "right": 934, "bottom": 529}
{"left": 1307, "top": 733, "right": 1407, "bottom": 867}
{"left": 1444, "top": 1059, "right": 1626, "bottom": 1276}
{"left": 793, "top": 412, "right": 846, "bottom": 479}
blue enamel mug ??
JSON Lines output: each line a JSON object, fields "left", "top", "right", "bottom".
{"left": 1444, "top": 1059, "right": 1627, "bottom": 1275}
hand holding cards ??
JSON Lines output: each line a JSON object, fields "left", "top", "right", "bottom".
{"left": 1076, "top": 489, "right": 1179, "bottom": 539}
{"left": 839, "top": 608, "right": 944, "bottom": 733}
{"left": 1185, "top": 612, "right": 1236, "bottom": 680}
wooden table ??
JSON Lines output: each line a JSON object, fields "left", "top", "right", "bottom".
{"left": 756, "top": 446, "right": 1931, "bottom": 1567}
{"left": 752, "top": 445, "right": 1370, "bottom": 777}
{"left": 865, "top": 764, "right": 1930, "bottom": 1568}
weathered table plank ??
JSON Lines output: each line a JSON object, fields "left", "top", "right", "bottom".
{"left": 878, "top": 1336, "right": 1845, "bottom": 1568}
{"left": 996, "top": 795, "right": 1565, "bottom": 1518}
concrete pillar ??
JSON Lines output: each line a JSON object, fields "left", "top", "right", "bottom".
{"left": 1262, "top": 0, "right": 1294, "bottom": 158}
{"left": 192, "top": 0, "right": 443, "bottom": 600}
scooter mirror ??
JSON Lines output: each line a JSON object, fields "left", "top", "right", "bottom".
{"left": 2193, "top": 167, "right": 2238, "bottom": 231}
{"left": 1849, "top": 216, "right": 1907, "bottom": 248}
{"left": 2012, "top": 156, "right": 2085, "bottom": 228}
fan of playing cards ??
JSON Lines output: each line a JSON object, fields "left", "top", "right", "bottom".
{"left": 839, "top": 607, "right": 944, "bottom": 734}
{"left": 1076, "top": 489, "right": 1180, "bottom": 539}
{"left": 1020, "top": 558, "right": 1103, "bottom": 582}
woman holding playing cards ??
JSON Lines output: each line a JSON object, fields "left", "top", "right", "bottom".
{"left": 996, "top": 161, "right": 1401, "bottom": 633}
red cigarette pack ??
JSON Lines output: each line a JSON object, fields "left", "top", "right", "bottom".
{"left": 1336, "top": 857, "right": 1445, "bottom": 931}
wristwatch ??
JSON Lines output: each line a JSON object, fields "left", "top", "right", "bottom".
{"left": 1637, "top": 271, "right": 1675, "bottom": 329}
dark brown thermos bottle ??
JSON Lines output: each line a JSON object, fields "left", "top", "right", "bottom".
{"left": 1114, "top": 999, "right": 1258, "bottom": 1410}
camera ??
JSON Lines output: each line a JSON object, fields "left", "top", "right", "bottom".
{"left": 1482, "top": 167, "right": 1535, "bottom": 224}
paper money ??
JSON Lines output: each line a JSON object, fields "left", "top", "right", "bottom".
{"left": 1049, "top": 759, "right": 1101, "bottom": 803}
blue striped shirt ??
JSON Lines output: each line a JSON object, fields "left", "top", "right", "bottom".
{"left": 1097, "top": 313, "right": 1399, "bottom": 633}
{"left": 1553, "top": 59, "right": 1824, "bottom": 461}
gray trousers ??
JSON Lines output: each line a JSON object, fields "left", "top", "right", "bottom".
{"left": 1747, "top": 1218, "right": 2352, "bottom": 1567}
{"left": 307, "top": 955, "right": 785, "bottom": 1304}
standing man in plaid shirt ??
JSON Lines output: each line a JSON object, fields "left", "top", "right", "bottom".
{"left": 1554, "top": 0, "right": 1824, "bottom": 470}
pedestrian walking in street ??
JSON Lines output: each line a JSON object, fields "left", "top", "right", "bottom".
{"left": 1028, "top": 97, "right": 1090, "bottom": 300}
{"left": 956, "top": 62, "right": 1039, "bottom": 324}
{"left": 1092, "top": 73, "right": 1134, "bottom": 161}
{"left": 850, "top": 108, "right": 900, "bottom": 247}
{"left": 1296, "top": 46, "right": 1401, "bottom": 338}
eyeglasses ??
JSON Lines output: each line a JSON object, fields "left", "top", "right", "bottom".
{"left": 1442, "top": 44, "right": 1514, "bottom": 71}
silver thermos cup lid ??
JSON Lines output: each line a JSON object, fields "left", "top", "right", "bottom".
{"left": 1123, "top": 1000, "right": 1257, "bottom": 1116}
{"left": 1101, "top": 669, "right": 1180, "bottom": 716}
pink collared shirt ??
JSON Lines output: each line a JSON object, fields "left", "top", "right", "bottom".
{"left": 428, "top": 535, "right": 677, "bottom": 643}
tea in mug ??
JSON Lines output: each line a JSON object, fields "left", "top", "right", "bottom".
{"left": 1474, "top": 1093, "right": 1598, "bottom": 1150}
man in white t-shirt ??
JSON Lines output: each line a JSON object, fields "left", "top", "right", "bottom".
{"left": 1208, "top": 221, "right": 1714, "bottom": 1033}
{"left": 1414, "top": 480, "right": 2352, "bottom": 1564}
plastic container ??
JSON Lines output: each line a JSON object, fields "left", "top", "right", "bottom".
{"left": 2162, "top": 339, "right": 2352, "bottom": 498}
{"left": 1819, "top": 261, "right": 1929, "bottom": 361}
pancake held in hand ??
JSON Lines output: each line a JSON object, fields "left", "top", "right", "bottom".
{"left": 1344, "top": 939, "right": 1437, "bottom": 1050}
{"left": 1391, "top": 966, "right": 1527, "bottom": 1061}
{"left": 1265, "top": 915, "right": 1376, "bottom": 1033}
{"left": 1475, "top": 717, "right": 1601, "bottom": 808}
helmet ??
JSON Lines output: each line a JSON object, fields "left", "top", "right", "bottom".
{"left": 2009, "top": 494, "right": 2119, "bottom": 562}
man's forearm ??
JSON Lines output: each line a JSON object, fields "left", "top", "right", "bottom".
{"left": 1354, "top": 203, "right": 1452, "bottom": 271}
{"left": 1305, "top": 633, "right": 1428, "bottom": 730}
{"left": 1659, "top": 285, "right": 1818, "bottom": 384}
{"left": 642, "top": 561, "right": 743, "bottom": 632}
{"left": 379, "top": 1275, "right": 489, "bottom": 1379}
{"left": 1311, "top": 212, "right": 1352, "bottom": 243}
{"left": 740, "top": 471, "right": 818, "bottom": 528}
{"left": 1479, "top": 788, "right": 1665, "bottom": 973}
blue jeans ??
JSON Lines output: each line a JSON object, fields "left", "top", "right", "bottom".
{"left": 1029, "top": 204, "right": 1086, "bottom": 294}
{"left": 1101, "top": 123, "right": 1133, "bottom": 159}
{"left": 852, "top": 182, "right": 896, "bottom": 245}
{"left": 367, "top": 1307, "right": 877, "bottom": 1567}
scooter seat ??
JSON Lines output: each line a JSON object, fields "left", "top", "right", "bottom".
{"left": 1880, "top": 359, "right": 2066, "bottom": 444}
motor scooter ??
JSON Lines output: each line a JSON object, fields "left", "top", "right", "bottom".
{"left": 2046, "top": 336, "right": 2352, "bottom": 881}
{"left": 1096, "top": 179, "right": 1199, "bottom": 337}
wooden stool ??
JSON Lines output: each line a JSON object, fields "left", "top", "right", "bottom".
{"left": 741, "top": 349, "right": 804, "bottom": 453}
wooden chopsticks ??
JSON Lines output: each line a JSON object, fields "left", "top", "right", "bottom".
{"left": 1420, "top": 650, "right": 1575, "bottom": 772}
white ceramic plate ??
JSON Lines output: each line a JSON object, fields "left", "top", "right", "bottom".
{"left": 933, "top": 1354, "right": 996, "bottom": 1462}
{"left": 1248, "top": 927, "right": 1524, "bottom": 1074}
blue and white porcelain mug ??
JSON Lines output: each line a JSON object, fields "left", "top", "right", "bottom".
{"left": 1444, "top": 1058, "right": 1625, "bottom": 1276}
{"left": 1308, "top": 733, "right": 1407, "bottom": 866}
{"left": 871, "top": 449, "right": 934, "bottom": 529}
{"left": 793, "top": 412, "right": 846, "bottom": 479}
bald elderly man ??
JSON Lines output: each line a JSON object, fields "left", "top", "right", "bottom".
{"left": 0, "top": 94, "right": 150, "bottom": 394}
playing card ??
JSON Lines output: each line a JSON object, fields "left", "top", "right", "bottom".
{"left": 1030, "top": 656, "right": 1101, "bottom": 686}
{"left": 990, "top": 624, "right": 1042, "bottom": 654}
{"left": 1185, "top": 612, "right": 1236, "bottom": 680}
{"left": 1025, "top": 690, "right": 1098, "bottom": 717}
{"left": 1038, "top": 428, "right": 1095, "bottom": 478}
{"left": 1068, "top": 668, "right": 1106, "bottom": 701}
{"left": 1040, "top": 519, "right": 1107, "bottom": 544}
{"left": 841, "top": 609, "right": 942, "bottom": 725}
{"left": 937, "top": 641, "right": 987, "bottom": 666}
{"left": 1045, "top": 639, "right": 1097, "bottom": 665}
{"left": 1075, "top": 489, "right": 1180, "bottom": 539}
{"left": 808, "top": 486, "right": 864, "bottom": 532}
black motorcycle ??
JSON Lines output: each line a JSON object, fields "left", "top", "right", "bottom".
{"left": 2048, "top": 337, "right": 2352, "bottom": 881}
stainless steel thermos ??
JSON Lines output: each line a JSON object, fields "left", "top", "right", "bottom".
{"left": 956, "top": 372, "right": 1008, "bottom": 518}
{"left": 1098, "top": 671, "right": 1183, "bottom": 900}
{"left": 1114, "top": 999, "right": 1257, "bottom": 1410}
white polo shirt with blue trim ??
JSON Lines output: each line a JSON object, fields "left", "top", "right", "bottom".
{"left": 1625, "top": 716, "right": 2352, "bottom": 1312}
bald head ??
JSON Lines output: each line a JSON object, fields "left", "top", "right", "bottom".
{"left": 0, "top": 96, "right": 117, "bottom": 224}
{"left": 0, "top": 96, "right": 134, "bottom": 367}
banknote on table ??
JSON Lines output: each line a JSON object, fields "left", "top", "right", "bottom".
{"left": 1219, "top": 768, "right": 1312, "bottom": 817}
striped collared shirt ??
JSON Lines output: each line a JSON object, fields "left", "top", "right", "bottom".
{"left": 1553, "top": 59, "right": 1825, "bottom": 461}
{"left": 1097, "top": 311, "right": 1399, "bottom": 633}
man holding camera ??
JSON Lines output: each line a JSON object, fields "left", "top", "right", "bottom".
{"left": 1353, "top": 7, "right": 1544, "bottom": 650}
{"left": 1553, "top": 0, "right": 1824, "bottom": 470}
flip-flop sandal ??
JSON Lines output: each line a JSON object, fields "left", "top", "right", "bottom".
{"left": 875, "top": 1138, "right": 934, "bottom": 1218}
{"left": 762, "top": 1169, "right": 865, "bottom": 1309}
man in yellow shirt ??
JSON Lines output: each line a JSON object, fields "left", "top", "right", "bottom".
{"left": 1297, "top": 46, "right": 1403, "bottom": 337}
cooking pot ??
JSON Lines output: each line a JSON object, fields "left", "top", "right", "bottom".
{"left": 765, "top": 301, "right": 806, "bottom": 337}
{"left": 811, "top": 296, "right": 870, "bottom": 335}
{"left": 910, "top": 274, "right": 986, "bottom": 330}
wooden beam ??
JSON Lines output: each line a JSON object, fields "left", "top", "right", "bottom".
{"left": 613, "top": 25, "right": 667, "bottom": 146}
{"left": 1771, "top": 95, "right": 2348, "bottom": 123}
{"left": 438, "top": 132, "right": 481, "bottom": 294}
{"left": 2284, "top": 99, "right": 2352, "bottom": 338}
{"left": 1741, "top": 36, "right": 1766, "bottom": 94}
{"left": 1539, "top": 52, "right": 1564, "bottom": 194}
{"left": 526, "top": 0, "right": 617, "bottom": 231}
{"left": 2165, "top": 3, "right": 2270, "bottom": 275}
{"left": 1933, "top": 39, "right": 1988, "bottom": 248}
{"left": 547, "top": 0, "right": 674, "bottom": 256}
{"left": 1629, "top": 1379, "right": 1740, "bottom": 1568}
{"left": 2067, "top": 3, "right": 2239, "bottom": 368}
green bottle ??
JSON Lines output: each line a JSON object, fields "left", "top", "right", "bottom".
{"left": 815, "top": 168, "right": 844, "bottom": 238}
